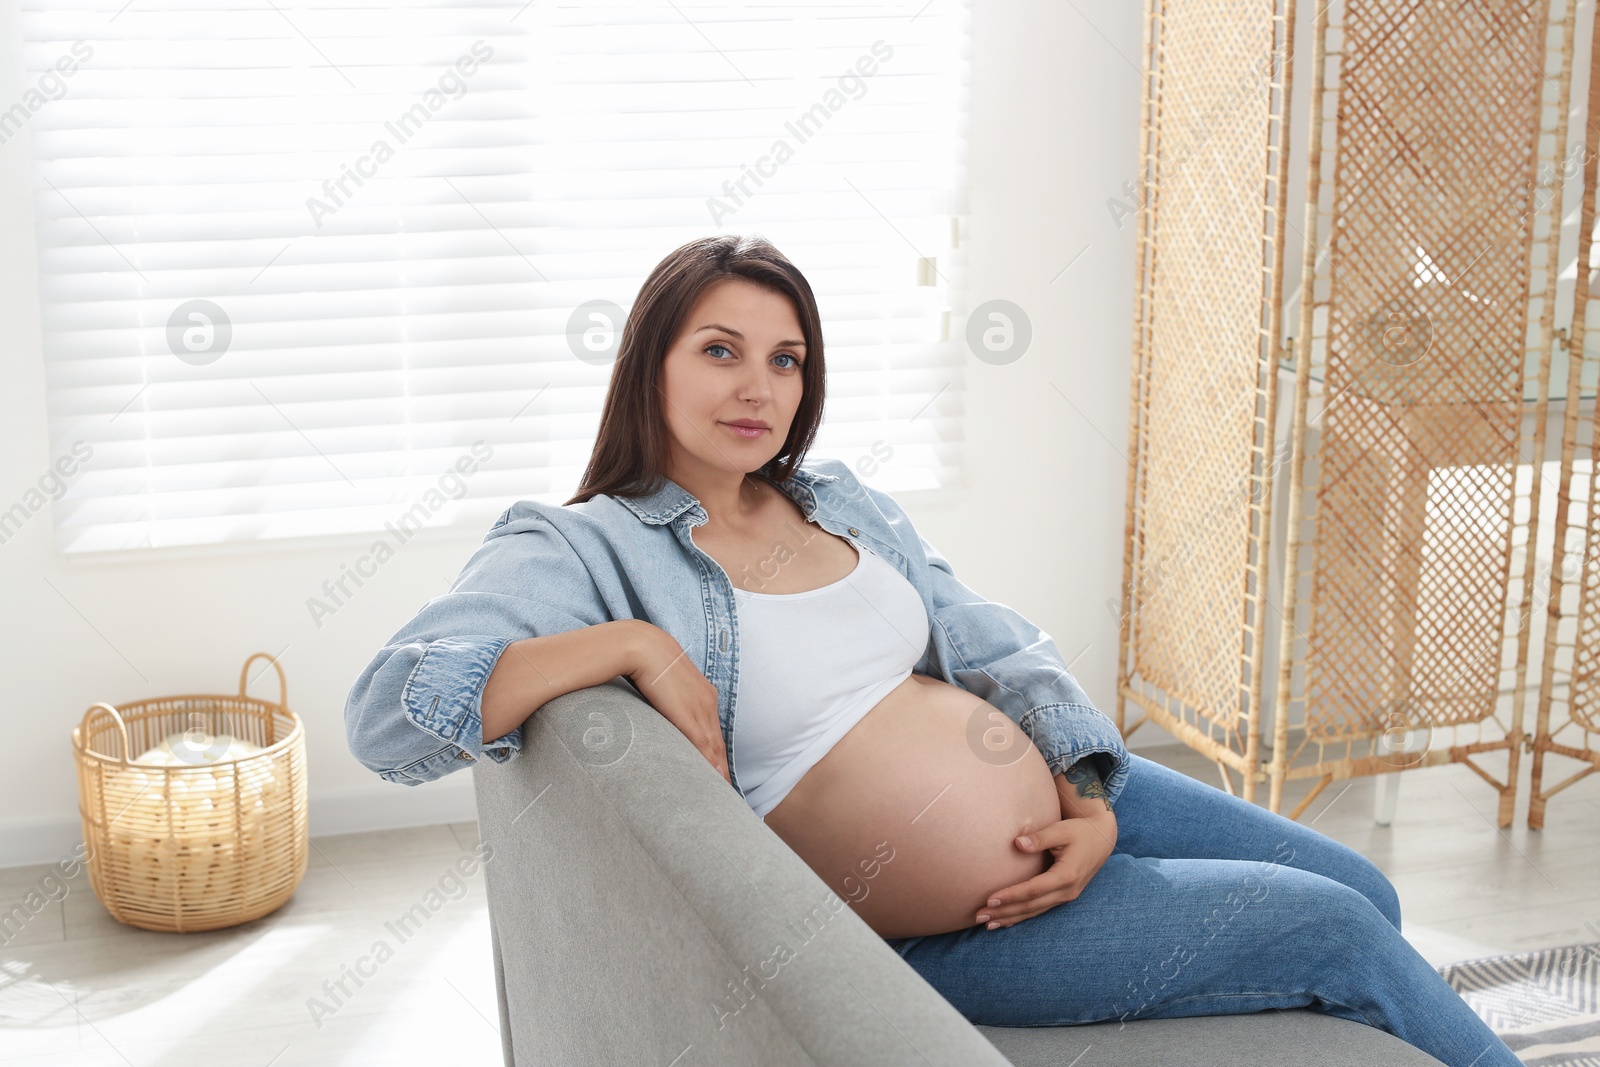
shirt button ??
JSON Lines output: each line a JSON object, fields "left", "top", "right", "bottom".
{"left": 848, "top": 527, "right": 859, "bottom": 536}
{"left": 456, "top": 750, "right": 476, "bottom": 761}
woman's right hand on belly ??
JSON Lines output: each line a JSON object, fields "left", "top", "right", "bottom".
{"left": 624, "top": 621, "right": 729, "bottom": 784}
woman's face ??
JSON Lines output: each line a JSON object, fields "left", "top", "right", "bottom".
{"left": 659, "top": 276, "right": 807, "bottom": 479}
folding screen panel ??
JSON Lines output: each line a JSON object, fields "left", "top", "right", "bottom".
{"left": 1118, "top": 0, "right": 1290, "bottom": 804}
{"left": 1532, "top": 4, "right": 1600, "bottom": 829}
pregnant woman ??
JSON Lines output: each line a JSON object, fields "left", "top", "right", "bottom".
{"left": 344, "top": 235, "right": 1522, "bottom": 1067}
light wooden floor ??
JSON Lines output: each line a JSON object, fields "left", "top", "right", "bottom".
{"left": 1, "top": 745, "right": 1595, "bottom": 1064}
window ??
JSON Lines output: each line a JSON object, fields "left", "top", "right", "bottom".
{"left": 17, "top": 0, "right": 970, "bottom": 553}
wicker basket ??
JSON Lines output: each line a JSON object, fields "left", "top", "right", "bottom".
{"left": 71, "top": 652, "right": 309, "bottom": 933}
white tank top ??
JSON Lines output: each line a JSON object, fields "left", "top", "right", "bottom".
{"left": 731, "top": 540, "right": 930, "bottom": 818}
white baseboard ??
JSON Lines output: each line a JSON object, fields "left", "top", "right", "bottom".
{"left": 0, "top": 776, "right": 481, "bottom": 871}
{"left": 307, "top": 776, "right": 480, "bottom": 838}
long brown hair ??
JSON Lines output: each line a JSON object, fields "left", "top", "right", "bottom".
{"left": 564, "top": 234, "right": 827, "bottom": 506}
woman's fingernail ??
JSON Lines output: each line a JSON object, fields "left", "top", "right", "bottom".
{"left": 976, "top": 912, "right": 990, "bottom": 922}
{"left": 987, "top": 897, "right": 1002, "bottom": 907}
{"left": 1016, "top": 835, "right": 1032, "bottom": 849}
{"left": 986, "top": 921, "right": 999, "bottom": 930}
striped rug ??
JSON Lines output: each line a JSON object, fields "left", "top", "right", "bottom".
{"left": 1439, "top": 941, "right": 1600, "bottom": 1067}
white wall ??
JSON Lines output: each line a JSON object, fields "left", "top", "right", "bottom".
{"left": 0, "top": 0, "right": 1171, "bottom": 869}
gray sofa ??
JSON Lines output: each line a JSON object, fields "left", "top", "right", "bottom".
{"left": 472, "top": 677, "right": 1446, "bottom": 1066}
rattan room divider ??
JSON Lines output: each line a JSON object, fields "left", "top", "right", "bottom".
{"left": 1117, "top": 0, "right": 1600, "bottom": 829}
{"left": 1532, "top": 7, "right": 1600, "bottom": 831}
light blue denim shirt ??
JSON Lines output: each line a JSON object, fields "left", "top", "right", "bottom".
{"left": 343, "top": 457, "right": 1131, "bottom": 806}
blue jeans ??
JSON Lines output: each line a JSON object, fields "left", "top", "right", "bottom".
{"left": 883, "top": 753, "right": 1522, "bottom": 1067}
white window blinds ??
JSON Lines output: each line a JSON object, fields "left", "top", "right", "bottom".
{"left": 19, "top": 0, "right": 969, "bottom": 554}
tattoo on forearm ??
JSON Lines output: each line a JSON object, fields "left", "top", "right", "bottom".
{"left": 1064, "top": 760, "right": 1108, "bottom": 802}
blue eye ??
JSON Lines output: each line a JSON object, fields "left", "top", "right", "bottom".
{"left": 704, "top": 342, "right": 802, "bottom": 370}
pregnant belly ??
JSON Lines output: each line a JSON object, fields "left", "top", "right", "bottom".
{"left": 760, "top": 672, "right": 1062, "bottom": 939}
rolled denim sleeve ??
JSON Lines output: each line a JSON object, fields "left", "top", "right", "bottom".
{"left": 343, "top": 502, "right": 610, "bottom": 787}
{"left": 851, "top": 474, "right": 1131, "bottom": 807}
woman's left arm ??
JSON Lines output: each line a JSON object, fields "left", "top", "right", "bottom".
{"left": 973, "top": 759, "right": 1119, "bottom": 930}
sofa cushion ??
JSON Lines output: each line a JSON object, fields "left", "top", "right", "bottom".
{"left": 978, "top": 1009, "right": 1448, "bottom": 1066}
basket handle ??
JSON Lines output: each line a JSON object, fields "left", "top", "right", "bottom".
{"left": 78, "top": 702, "right": 133, "bottom": 765}
{"left": 239, "top": 652, "right": 288, "bottom": 708}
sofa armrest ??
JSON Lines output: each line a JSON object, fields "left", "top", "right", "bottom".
{"left": 472, "top": 677, "right": 1014, "bottom": 1067}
